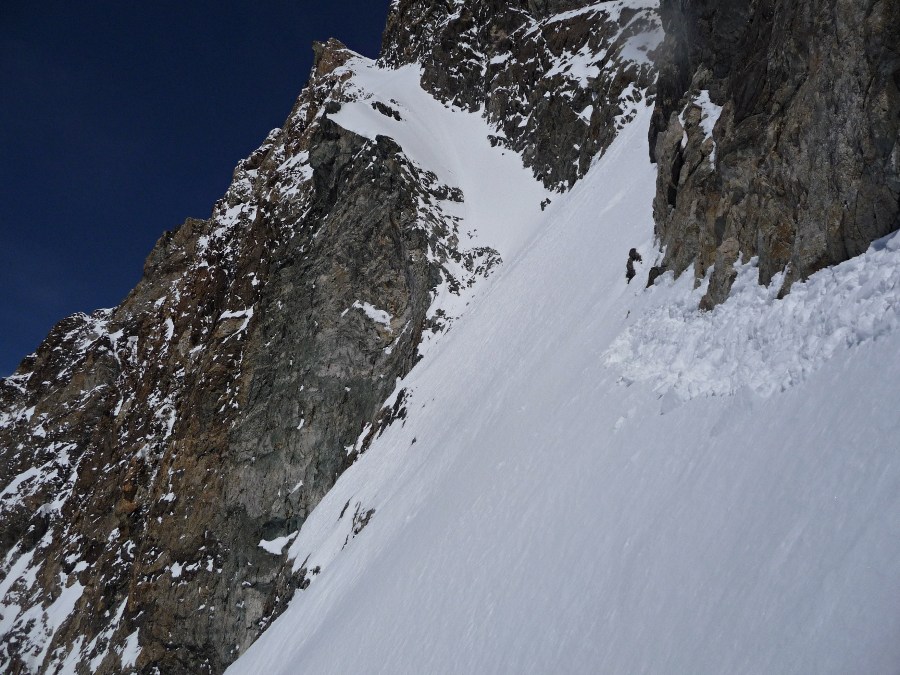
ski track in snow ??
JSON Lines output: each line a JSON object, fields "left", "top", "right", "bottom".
{"left": 226, "top": 88, "right": 900, "bottom": 675}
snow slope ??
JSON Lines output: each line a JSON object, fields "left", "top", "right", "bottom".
{"left": 331, "top": 60, "right": 550, "bottom": 260}
{"left": 228, "top": 81, "right": 900, "bottom": 674}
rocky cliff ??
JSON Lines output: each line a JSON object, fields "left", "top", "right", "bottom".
{"left": 0, "top": 40, "right": 458, "bottom": 674}
{"left": 381, "top": 0, "right": 660, "bottom": 188}
{"left": 0, "top": 2, "right": 661, "bottom": 673}
{"left": 649, "top": 0, "right": 900, "bottom": 307}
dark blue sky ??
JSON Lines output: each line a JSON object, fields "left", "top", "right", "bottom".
{"left": 0, "top": 1, "right": 390, "bottom": 376}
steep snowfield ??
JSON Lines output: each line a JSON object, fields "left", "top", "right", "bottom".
{"left": 228, "top": 91, "right": 900, "bottom": 673}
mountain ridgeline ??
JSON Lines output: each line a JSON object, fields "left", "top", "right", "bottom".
{"left": 0, "top": 1, "right": 897, "bottom": 673}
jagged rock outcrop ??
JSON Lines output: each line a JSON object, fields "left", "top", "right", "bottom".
{"left": 0, "top": 3, "right": 664, "bottom": 674}
{"left": 650, "top": 0, "right": 900, "bottom": 306}
{"left": 382, "top": 0, "right": 661, "bottom": 188}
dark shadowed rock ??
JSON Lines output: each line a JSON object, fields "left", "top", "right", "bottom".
{"left": 651, "top": 0, "right": 900, "bottom": 307}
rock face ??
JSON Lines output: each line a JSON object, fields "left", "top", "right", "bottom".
{"left": 650, "top": 0, "right": 900, "bottom": 306}
{"left": 0, "top": 3, "right": 662, "bottom": 674}
{"left": 382, "top": 0, "right": 661, "bottom": 188}
{"left": 0, "top": 38, "right": 491, "bottom": 675}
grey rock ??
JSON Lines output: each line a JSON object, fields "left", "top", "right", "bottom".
{"left": 651, "top": 0, "right": 900, "bottom": 307}
{"left": 699, "top": 237, "right": 740, "bottom": 311}
{"left": 382, "top": 0, "right": 662, "bottom": 189}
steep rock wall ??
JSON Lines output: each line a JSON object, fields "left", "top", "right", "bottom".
{"left": 650, "top": 0, "right": 900, "bottom": 306}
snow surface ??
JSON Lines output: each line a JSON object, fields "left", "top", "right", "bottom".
{"left": 330, "top": 61, "right": 549, "bottom": 260}
{"left": 546, "top": 0, "right": 657, "bottom": 29}
{"left": 606, "top": 237, "right": 900, "bottom": 399}
{"left": 226, "top": 84, "right": 900, "bottom": 674}
{"left": 348, "top": 300, "right": 393, "bottom": 331}
{"left": 259, "top": 533, "right": 298, "bottom": 556}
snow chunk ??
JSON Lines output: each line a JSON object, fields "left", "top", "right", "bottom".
{"left": 219, "top": 307, "right": 255, "bottom": 338}
{"left": 544, "top": 43, "right": 601, "bottom": 86}
{"left": 259, "top": 533, "right": 298, "bottom": 556}
{"left": 220, "top": 308, "right": 254, "bottom": 320}
{"left": 605, "top": 233, "right": 900, "bottom": 400}
{"left": 120, "top": 630, "right": 140, "bottom": 669}
{"left": 680, "top": 89, "right": 723, "bottom": 165}
{"left": 695, "top": 90, "right": 723, "bottom": 142}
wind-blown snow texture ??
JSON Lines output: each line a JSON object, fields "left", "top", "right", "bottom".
{"left": 227, "top": 94, "right": 900, "bottom": 673}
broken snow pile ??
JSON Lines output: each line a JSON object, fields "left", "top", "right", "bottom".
{"left": 606, "top": 232, "right": 900, "bottom": 399}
